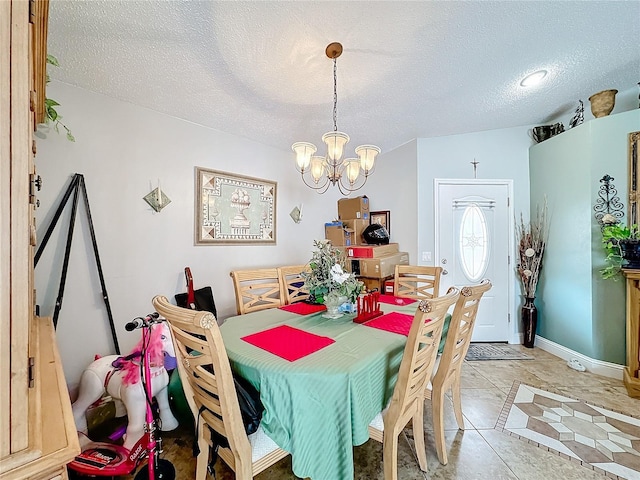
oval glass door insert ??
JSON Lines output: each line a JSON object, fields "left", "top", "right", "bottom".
{"left": 459, "top": 204, "right": 489, "bottom": 281}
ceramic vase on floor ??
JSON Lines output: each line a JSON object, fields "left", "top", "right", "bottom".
{"left": 588, "top": 89, "right": 618, "bottom": 118}
{"left": 522, "top": 297, "right": 537, "bottom": 348}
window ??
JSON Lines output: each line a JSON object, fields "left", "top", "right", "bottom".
{"left": 459, "top": 204, "right": 489, "bottom": 281}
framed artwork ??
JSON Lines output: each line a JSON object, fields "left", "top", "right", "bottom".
{"left": 195, "top": 167, "right": 277, "bottom": 245}
{"left": 628, "top": 131, "right": 640, "bottom": 226}
{"left": 370, "top": 210, "right": 391, "bottom": 236}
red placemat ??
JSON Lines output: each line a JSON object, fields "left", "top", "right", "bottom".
{"left": 378, "top": 294, "right": 417, "bottom": 306}
{"left": 364, "top": 312, "right": 415, "bottom": 336}
{"left": 241, "top": 325, "right": 335, "bottom": 361}
{"left": 279, "top": 303, "right": 327, "bottom": 315}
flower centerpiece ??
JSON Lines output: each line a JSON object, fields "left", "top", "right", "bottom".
{"left": 515, "top": 201, "right": 549, "bottom": 348}
{"left": 302, "top": 240, "right": 364, "bottom": 318}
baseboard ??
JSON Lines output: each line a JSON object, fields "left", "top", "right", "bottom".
{"left": 534, "top": 335, "right": 624, "bottom": 380}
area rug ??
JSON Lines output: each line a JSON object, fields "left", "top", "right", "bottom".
{"left": 465, "top": 343, "right": 532, "bottom": 361}
{"left": 496, "top": 382, "right": 640, "bottom": 480}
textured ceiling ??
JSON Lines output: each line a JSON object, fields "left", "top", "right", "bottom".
{"left": 47, "top": 1, "right": 640, "bottom": 155}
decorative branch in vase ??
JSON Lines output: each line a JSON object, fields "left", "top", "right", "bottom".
{"left": 515, "top": 200, "right": 549, "bottom": 348}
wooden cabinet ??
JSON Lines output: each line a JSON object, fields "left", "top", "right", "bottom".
{"left": 0, "top": 1, "right": 80, "bottom": 478}
{"left": 623, "top": 270, "right": 640, "bottom": 398}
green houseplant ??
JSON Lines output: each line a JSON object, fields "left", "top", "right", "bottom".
{"left": 601, "top": 221, "right": 640, "bottom": 279}
{"left": 43, "top": 55, "right": 74, "bottom": 142}
{"left": 302, "top": 240, "right": 363, "bottom": 308}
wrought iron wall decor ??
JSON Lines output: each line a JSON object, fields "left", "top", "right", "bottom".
{"left": 594, "top": 174, "right": 624, "bottom": 226}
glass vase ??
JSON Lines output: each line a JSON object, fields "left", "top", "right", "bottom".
{"left": 522, "top": 296, "right": 537, "bottom": 348}
{"left": 323, "top": 292, "right": 347, "bottom": 319}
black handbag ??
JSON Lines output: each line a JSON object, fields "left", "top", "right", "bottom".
{"left": 174, "top": 267, "right": 217, "bottom": 318}
{"left": 233, "top": 375, "right": 262, "bottom": 435}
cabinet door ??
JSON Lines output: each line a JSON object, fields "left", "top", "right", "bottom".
{"left": 0, "top": 0, "right": 39, "bottom": 467}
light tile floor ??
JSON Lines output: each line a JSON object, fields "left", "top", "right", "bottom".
{"left": 122, "top": 346, "right": 640, "bottom": 480}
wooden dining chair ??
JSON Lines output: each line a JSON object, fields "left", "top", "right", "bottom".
{"left": 277, "top": 265, "right": 311, "bottom": 304}
{"left": 394, "top": 265, "right": 443, "bottom": 300}
{"left": 368, "top": 287, "right": 460, "bottom": 480}
{"left": 230, "top": 268, "right": 285, "bottom": 315}
{"left": 152, "top": 295, "right": 289, "bottom": 479}
{"left": 425, "top": 279, "right": 492, "bottom": 465}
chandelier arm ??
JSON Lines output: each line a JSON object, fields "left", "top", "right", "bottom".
{"left": 336, "top": 175, "right": 369, "bottom": 195}
{"left": 300, "top": 171, "right": 330, "bottom": 191}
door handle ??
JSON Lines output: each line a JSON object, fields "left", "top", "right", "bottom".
{"left": 442, "top": 269, "right": 448, "bottom": 275}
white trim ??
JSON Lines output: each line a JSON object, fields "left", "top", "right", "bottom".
{"left": 433, "top": 179, "right": 515, "bottom": 342}
{"left": 535, "top": 335, "right": 624, "bottom": 380}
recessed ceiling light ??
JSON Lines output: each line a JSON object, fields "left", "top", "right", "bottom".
{"left": 520, "top": 70, "right": 548, "bottom": 87}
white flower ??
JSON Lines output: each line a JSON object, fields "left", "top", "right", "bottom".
{"left": 525, "top": 248, "right": 536, "bottom": 257}
{"left": 601, "top": 213, "right": 618, "bottom": 225}
{"left": 330, "top": 264, "right": 350, "bottom": 284}
{"left": 523, "top": 269, "right": 533, "bottom": 277}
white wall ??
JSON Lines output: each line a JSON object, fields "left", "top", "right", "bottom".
{"left": 36, "top": 82, "right": 342, "bottom": 385}
{"left": 416, "top": 125, "right": 533, "bottom": 341}
{"left": 37, "top": 83, "right": 543, "bottom": 384}
{"left": 362, "top": 140, "right": 418, "bottom": 261}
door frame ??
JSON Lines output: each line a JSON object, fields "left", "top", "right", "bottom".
{"left": 433, "top": 178, "right": 519, "bottom": 344}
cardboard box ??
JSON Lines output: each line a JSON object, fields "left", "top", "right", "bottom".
{"left": 337, "top": 196, "right": 370, "bottom": 220}
{"left": 384, "top": 279, "right": 395, "bottom": 294}
{"left": 341, "top": 218, "right": 370, "bottom": 245}
{"left": 346, "top": 243, "right": 400, "bottom": 258}
{"left": 360, "top": 275, "right": 394, "bottom": 293}
{"left": 358, "top": 252, "right": 409, "bottom": 278}
{"left": 325, "top": 222, "right": 354, "bottom": 246}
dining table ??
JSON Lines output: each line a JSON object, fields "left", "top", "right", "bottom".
{"left": 219, "top": 296, "right": 421, "bottom": 480}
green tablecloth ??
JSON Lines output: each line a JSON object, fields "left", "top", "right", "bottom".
{"left": 219, "top": 302, "right": 416, "bottom": 480}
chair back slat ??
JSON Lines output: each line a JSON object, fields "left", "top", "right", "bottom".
{"left": 152, "top": 295, "right": 252, "bottom": 460}
{"left": 230, "top": 268, "right": 284, "bottom": 314}
{"left": 432, "top": 279, "right": 492, "bottom": 391}
{"left": 277, "top": 265, "right": 311, "bottom": 304}
{"left": 386, "top": 288, "right": 459, "bottom": 428}
{"left": 394, "top": 265, "right": 443, "bottom": 300}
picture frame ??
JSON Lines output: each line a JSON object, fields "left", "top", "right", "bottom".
{"left": 370, "top": 210, "right": 391, "bottom": 236}
{"left": 628, "top": 131, "right": 640, "bottom": 227}
{"left": 195, "top": 167, "right": 277, "bottom": 245}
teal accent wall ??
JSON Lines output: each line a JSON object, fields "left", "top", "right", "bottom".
{"left": 530, "top": 110, "right": 640, "bottom": 364}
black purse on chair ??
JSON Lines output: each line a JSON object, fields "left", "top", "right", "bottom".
{"left": 174, "top": 267, "right": 218, "bottom": 318}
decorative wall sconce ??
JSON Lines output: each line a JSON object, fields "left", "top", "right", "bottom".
{"left": 143, "top": 181, "right": 171, "bottom": 212}
{"left": 289, "top": 204, "right": 303, "bottom": 224}
{"left": 593, "top": 174, "right": 624, "bottom": 227}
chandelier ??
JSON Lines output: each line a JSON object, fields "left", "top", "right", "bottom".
{"left": 292, "top": 42, "right": 380, "bottom": 194}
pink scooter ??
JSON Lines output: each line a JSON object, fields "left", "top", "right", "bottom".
{"left": 68, "top": 314, "right": 176, "bottom": 480}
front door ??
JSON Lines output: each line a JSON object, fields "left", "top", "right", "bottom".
{"left": 435, "top": 180, "right": 512, "bottom": 342}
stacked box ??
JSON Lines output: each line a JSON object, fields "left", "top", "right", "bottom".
{"left": 360, "top": 276, "right": 394, "bottom": 293}
{"left": 325, "top": 221, "right": 355, "bottom": 246}
{"left": 337, "top": 196, "right": 370, "bottom": 221}
{"left": 346, "top": 243, "right": 399, "bottom": 258}
{"left": 341, "top": 218, "right": 370, "bottom": 245}
{"left": 354, "top": 252, "right": 409, "bottom": 278}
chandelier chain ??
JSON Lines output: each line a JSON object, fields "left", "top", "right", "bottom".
{"left": 333, "top": 57, "right": 338, "bottom": 132}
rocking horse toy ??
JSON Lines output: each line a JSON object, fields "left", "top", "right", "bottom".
{"left": 68, "top": 313, "right": 178, "bottom": 479}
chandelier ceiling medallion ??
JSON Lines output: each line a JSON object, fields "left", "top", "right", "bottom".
{"left": 292, "top": 42, "right": 380, "bottom": 194}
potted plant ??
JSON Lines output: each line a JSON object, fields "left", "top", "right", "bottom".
{"left": 515, "top": 201, "right": 549, "bottom": 348}
{"left": 601, "top": 219, "right": 640, "bottom": 279}
{"left": 302, "top": 240, "right": 363, "bottom": 318}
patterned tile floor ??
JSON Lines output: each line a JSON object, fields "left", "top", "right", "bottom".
{"left": 497, "top": 382, "right": 640, "bottom": 480}
{"left": 113, "top": 345, "right": 640, "bottom": 480}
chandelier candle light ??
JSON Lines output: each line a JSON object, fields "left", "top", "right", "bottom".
{"left": 292, "top": 42, "right": 380, "bottom": 194}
